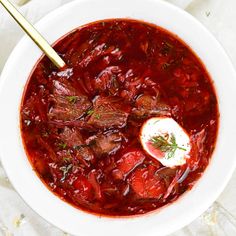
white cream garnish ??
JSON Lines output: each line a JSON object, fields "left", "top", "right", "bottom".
{"left": 140, "top": 117, "right": 191, "bottom": 167}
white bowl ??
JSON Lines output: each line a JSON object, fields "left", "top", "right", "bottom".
{"left": 0, "top": 0, "right": 236, "bottom": 235}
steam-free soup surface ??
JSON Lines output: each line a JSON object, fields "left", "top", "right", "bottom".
{"left": 20, "top": 19, "right": 218, "bottom": 216}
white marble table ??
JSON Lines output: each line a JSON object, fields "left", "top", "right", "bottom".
{"left": 0, "top": 0, "right": 236, "bottom": 235}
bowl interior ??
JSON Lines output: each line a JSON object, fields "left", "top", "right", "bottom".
{"left": 1, "top": 0, "right": 236, "bottom": 236}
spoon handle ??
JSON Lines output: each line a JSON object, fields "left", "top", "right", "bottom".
{"left": 0, "top": 0, "right": 66, "bottom": 69}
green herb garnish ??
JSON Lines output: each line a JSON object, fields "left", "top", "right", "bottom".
{"left": 60, "top": 164, "right": 73, "bottom": 181}
{"left": 95, "top": 114, "right": 101, "bottom": 119}
{"left": 58, "top": 142, "right": 67, "bottom": 149}
{"left": 161, "top": 41, "right": 173, "bottom": 55}
{"left": 87, "top": 109, "right": 101, "bottom": 119}
{"left": 73, "top": 144, "right": 88, "bottom": 150}
{"left": 162, "top": 62, "right": 171, "bottom": 70}
{"left": 205, "top": 11, "right": 211, "bottom": 17}
{"left": 66, "top": 96, "right": 78, "bottom": 104}
{"left": 164, "top": 41, "right": 173, "bottom": 49}
{"left": 73, "top": 140, "right": 96, "bottom": 151}
{"left": 87, "top": 109, "right": 94, "bottom": 116}
{"left": 150, "top": 133, "right": 186, "bottom": 159}
{"left": 62, "top": 157, "right": 72, "bottom": 163}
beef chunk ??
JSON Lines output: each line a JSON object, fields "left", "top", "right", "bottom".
{"left": 48, "top": 80, "right": 92, "bottom": 121}
{"left": 59, "top": 127, "right": 94, "bottom": 164}
{"left": 59, "top": 127, "right": 84, "bottom": 147}
{"left": 88, "top": 96, "right": 129, "bottom": 129}
{"left": 52, "top": 80, "right": 76, "bottom": 96}
{"left": 86, "top": 131, "right": 122, "bottom": 156}
{"left": 48, "top": 95, "right": 91, "bottom": 121}
{"left": 132, "top": 95, "right": 171, "bottom": 118}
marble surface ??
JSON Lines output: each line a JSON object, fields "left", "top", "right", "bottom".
{"left": 0, "top": 0, "right": 236, "bottom": 235}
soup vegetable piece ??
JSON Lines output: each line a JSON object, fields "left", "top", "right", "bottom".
{"left": 20, "top": 19, "right": 218, "bottom": 216}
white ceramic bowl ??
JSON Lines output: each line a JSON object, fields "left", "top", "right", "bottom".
{"left": 1, "top": 0, "right": 236, "bottom": 235}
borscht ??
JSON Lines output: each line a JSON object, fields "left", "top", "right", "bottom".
{"left": 20, "top": 19, "right": 219, "bottom": 216}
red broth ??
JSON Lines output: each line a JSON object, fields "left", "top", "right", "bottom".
{"left": 20, "top": 19, "right": 219, "bottom": 216}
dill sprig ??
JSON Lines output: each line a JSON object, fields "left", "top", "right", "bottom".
{"left": 66, "top": 96, "right": 78, "bottom": 104}
{"left": 150, "top": 133, "right": 186, "bottom": 159}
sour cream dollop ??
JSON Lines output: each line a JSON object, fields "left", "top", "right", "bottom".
{"left": 140, "top": 117, "right": 191, "bottom": 167}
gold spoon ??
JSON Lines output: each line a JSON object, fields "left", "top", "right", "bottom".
{"left": 0, "top": 0, "right": 66, "bottom": 69}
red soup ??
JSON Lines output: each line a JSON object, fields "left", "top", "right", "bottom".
{"left": 20, "top": 19, "right": 219, "bottom": 216}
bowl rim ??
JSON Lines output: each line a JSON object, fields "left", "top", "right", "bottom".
{"left": 1, "top": 0, "right": 236, "bottom": 235}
